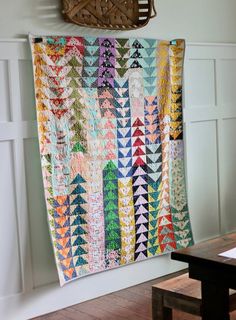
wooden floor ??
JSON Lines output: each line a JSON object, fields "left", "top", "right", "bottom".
{"left": 32, "top": 270, "right": 236, "bottom": 320}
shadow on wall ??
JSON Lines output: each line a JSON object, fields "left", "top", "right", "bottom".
{"left": 19, "top": 59, "right": 59, "bottom": 288}
{"left": 28, "top": 0, "right": 122, "bottom": 37}
{"left": 24, "top": 136, "right": 59, "bottom": 288}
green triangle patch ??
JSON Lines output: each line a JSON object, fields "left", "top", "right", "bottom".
{"left": 71, "top": 215, "right": 87, "bottom": 226}
{"left": 75, "top": 256, "right": 87, "bottom": 266}
{"left": 74, "top": 246, "right": 87, "bottom": 256}
{"left": 72, "top": 142, "right": 85, "bottom": 153}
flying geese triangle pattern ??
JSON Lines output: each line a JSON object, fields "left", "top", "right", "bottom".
{"left": 30, "top": 35, "right": 193, "bottom": 286}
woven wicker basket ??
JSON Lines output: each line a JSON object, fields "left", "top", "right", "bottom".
{"left": 61, "top": 0, "right": 157, "bottom": 30}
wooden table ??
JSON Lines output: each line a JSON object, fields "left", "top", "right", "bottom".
{"left": 171, "top": 233, "right": 236, "bottom": 320}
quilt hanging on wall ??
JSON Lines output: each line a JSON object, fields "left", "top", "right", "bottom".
{"left": 30, "top": 35, "right": 193, "bottom": 286}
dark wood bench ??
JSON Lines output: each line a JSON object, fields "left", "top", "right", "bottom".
{"left": 152, "top": 272, "right": 236, "bottom": 320}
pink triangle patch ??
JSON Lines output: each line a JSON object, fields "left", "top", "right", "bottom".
{"left": 135, "top": 195, "right": 148, "bottom": 206}
{"left": 135, "top": 205, "right": 148, "bottom": 215}
{"left": 135, "top": 252, "right": 146, "bottom": 261}
{"left": 136, "top": 233, "right": 148, "bottom": 244}
{"left": 134, "top": 186, "right": 147, "bottom": 196}
{"left": 136, "top": 214, "right": 148, "bottom": 224}
{"left": 135, "top": 243, "right": 147, "bottom": 253}
{"left": 133, "top": 176, "right": 147, "bottom": 186}
{"left": 137, "top": 224, "right": 148, "bottom": 234}
{"left": 133, "top": 166, "right": 146, "bottom": 176}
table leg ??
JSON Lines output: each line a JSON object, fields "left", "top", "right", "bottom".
{"left": 152, "top": 290, "right": 172, "bottom": 320}
{"left": 201, "top": 281, "right": 230, "bottom": 320}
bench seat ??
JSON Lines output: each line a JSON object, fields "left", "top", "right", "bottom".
{"left": 152, "top": 272, "right": 236, "bottom": 320}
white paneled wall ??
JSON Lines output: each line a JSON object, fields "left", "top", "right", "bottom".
{"left": 184, "top": 44, "right": 236, "bottom": 240}
{"left": 0, "top": 40, "right": 236, "bottom": 320}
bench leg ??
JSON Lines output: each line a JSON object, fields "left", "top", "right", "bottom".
{"left": 201, "top": 281, "right": 230, "bottom": 320}
{"left": 152, "top": 289, "right": 172, "bottom": 320}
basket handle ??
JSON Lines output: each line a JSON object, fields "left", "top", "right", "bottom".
{"left": 150, "top": 0, "right": 157, "bottom": 19}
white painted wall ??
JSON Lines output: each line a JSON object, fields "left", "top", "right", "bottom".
{"left": 1, "top": 40, "right": 236, "bottom": 320}
{"left": 0, "top": 0, "right": 236, "bottom": 42}
{"left": 0, "top": 1, "right": 236, "bottom": 319}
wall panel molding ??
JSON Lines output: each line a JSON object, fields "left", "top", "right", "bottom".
{"left": 0, "top": 40, "right": 236, "bottom": 319}
{"left": 184, "top": 44, "right": 236, "bottom": 238}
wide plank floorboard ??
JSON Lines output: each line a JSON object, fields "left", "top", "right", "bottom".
{"left": 32, "top": 270, "right": 236, "bottom": 320}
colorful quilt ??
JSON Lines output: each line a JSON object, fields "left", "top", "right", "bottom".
{"left": 30, "top": 35, "right": 193, "bottom": 286}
